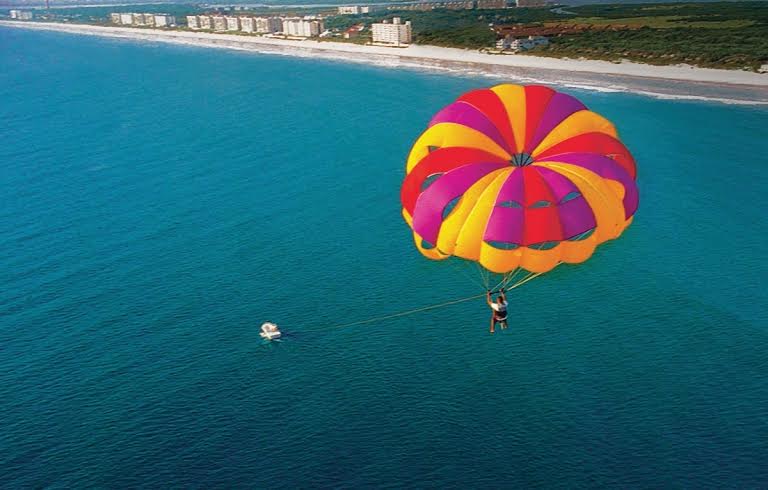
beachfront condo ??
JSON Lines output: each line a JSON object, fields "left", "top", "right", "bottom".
{"left": 225, "top": 17, "right": 240, "bottom": 32}
{"left": 371, "top": 17, "right": 412, "bottom": 46}
{"left": 281, "top": 18, "right": 324, "bottom": 37}
{"left": 153, "top": 15, "right": 176, "bottom": 28}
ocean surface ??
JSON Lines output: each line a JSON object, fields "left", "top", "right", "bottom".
{"left": 1, "top": 26, "right": 767, "bottom": 487}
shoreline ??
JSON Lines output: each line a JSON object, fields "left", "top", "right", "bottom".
{"left": 3, "top": 21, "right": 768, "bottom": 105}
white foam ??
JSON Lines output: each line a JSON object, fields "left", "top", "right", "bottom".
{"left": 4, "top": 21, "right": 767, "bottom": 107}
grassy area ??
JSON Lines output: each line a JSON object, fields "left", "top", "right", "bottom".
{"left": 326, "top": 2, "right": 768, "bottom": 70}
{"left": 560, "top": 15, "right": 756, "bottom": 29}
{"left": 536, "top": 2, "right": 768, "bottom": 71}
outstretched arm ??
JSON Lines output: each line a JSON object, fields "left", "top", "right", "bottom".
{"left": 486, "top": 290, "right": 493, "bottom": 306}
{"left": 499, "top": 289, "right": 506, "bottom": 303}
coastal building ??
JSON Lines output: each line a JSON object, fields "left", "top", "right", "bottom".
{"left": 477, "top": 0, "right": 508, "bottom": 8}
{"left": 187, "top": 15, "right": 200, "bottom": 29}
{"left": 254, "top": 17, "right": 282, "bottom": 33}
{"left": 337, "top": 5, "right": 371, "bottom": 14}
{"left": 344, "top": 24, "right": 364, "bottom": 39}
{"left": 199, "top": 16, "right": 213, "bottom": 30}
{"left": 387, "top": 3, "right": 431, "bottom": 11}
{"left": 387, "top": 1, "right": 471, "bottom": 10}
{"left": 225, "top": 16, "right": 240, "bottom": 31}
{"left": 496, "top": 34, "right": 548, "bottom": 51}
{"left": 239, "top": 16, "right": 255, "bottom": 33}
{"left": 281, "top": 17, "right": 324, "bottom": 37}
{"left": 9, "top": 10, "right": 34, "bottom": 20}
{"left": 371, "top": 17, "right": 412, "bottom": 46}
{"left": 516, "top": 0, "right": 548, "bottom": 6}
{"left": 110, "top": 13, "right": 122, "bottom": 24}
{"left": 212, "top": 16, "right": 228, "bottom": 32}
{"left": 119, "top": 13, "right": 134, "bottom": 25}
{"left": 132, "top": 13, "right": 154, "bottom": 26}
{"left": 443, "top": 1, "right": 475, "bottom": 9}
{"left": 153, "top": 14, "right": 176, "bottom": 27}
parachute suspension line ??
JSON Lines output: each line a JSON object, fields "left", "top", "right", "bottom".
{"left": 489, "top": 272, "right": 509, "bottom": 292}
{"left": 304, "top": 262, "right": 559, "bottom": 332}
{"left": 508, "top": 271, "right": 537, "bottom": 289}
{"left": 451, "top": 259, "right": 486, "bottom": 290}
{"left": 506, "top": 261, "right": 563, "bottom": 290}
{"left": 319, "top": 293, "right": 487, "bottom": 330}
{"left": 504, "top": 268, "right": 522, "bottom": 288}
{"left": 474, "top": 261, "right": 490, "bottom": 289}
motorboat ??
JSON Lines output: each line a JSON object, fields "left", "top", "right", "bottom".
{"left": 260, "top": 322, "right": 282, "bottom": 340}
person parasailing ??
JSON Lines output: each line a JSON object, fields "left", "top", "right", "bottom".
{"left": 486, "top": 288, "right": 508, "bottom": 334}
{"left": 400, "top": 83, "right": 640, "bottom": 334}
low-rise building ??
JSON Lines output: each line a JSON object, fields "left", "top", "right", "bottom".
{"left": 371, "top": 17, "right": 412, "bottom": 46}
{"left": 225, "top": 16, "right": 240, "bottom": 31}
{"left": 516, "top": 0, "right": 548, "bottom": 6}
{"left": 444, "top": 1, "right": 475, "bottom": 9}
{"left": 153, "top": 14, "right": 176, "bottom": 27}
{"left": 212, "top": 15, "right": 228, "bottom": 32}
{"left": 187, "top": 15, "right": 200, "bottom": 29}
{"left": 496, "top": 34, "right": 548, "bottom": 51}
{"left": 344, "top": 24, "right": 364, "bottom": 39}
{"left": 477, "top": 0, "right": 508, "bottom": 8}
{"left": 110, "top": 13, "right": 122, "bottom": 24}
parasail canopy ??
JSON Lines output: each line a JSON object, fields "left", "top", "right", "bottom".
{"left": 401, "top": 84, "right": 639, "bottom": 278}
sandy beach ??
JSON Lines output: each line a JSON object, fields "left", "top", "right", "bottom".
{"left": 3, "top": 20, "right": 768, "bottom": 104}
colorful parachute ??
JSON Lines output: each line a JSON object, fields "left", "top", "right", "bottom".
{"left": 401, "top": 84, "right": 638, "bottom": 282}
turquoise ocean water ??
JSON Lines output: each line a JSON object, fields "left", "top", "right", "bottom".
{"left": 1, "top": 27, "right": 767, "bottom": 487}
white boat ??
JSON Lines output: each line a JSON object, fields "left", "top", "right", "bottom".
{"left": 260, "top": 322, "right": 282, "bottom": 340}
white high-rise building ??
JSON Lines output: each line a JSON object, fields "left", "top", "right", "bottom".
{"left": 254, "top": 17, "right": 282, "bottom": 33}
{"left": 153, "top": 14, "right": 176, "bottom": 27}
{"left": 212, "top": 16, "right": 228, "bottom": 31}
{"left": 187, "top": 15, "right": 200, "bottom": 29}
{"left": 110, "top": 13, "right": 122, "bottom": 24}
{"left": 281, "top": 17, "right": 324, "bottom": 37}
{"left": 337, "top": 5, "right": 371, "bottom": 14}
{"left": 10, "top": 10, "right": 34, "bottom": 20}
{"left": 132, "top": 13, "right": 154, "bottom": 26}
{"left": 199, "top": 16, "right": 213, "bottom": 30}
{"left": 119, "top": 13, "right": 134, "bottom": 25}
{"left": 225, "top": 16, "right": 240, "bottom": 31}
{"left": 239, "top": 16, "right": 255, "bottom": 32}
{"left": 371, "top": 17, "right": 412, "bottom": 46}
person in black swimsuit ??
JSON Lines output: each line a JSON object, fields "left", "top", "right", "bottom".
{"left": 486, "top": 288, "right": 508, "bottom": 334}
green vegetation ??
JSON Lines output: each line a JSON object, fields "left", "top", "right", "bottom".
{"left": 32, "top": 1, "right": 768, "bottom": 71}
{"left": 539, "top": 2, "right": 768, "bottom": 71}
{"left": 325, "top": 1, "right": 768, "bottom": 71}
{"left": 538, "top": 24, "right": 768, "bottom": 71}
{"left": 325, "top": 8, "right": 559, "bottom": 48}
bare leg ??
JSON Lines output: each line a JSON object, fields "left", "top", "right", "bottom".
{"left": 490, "top": 315, "right": 495, "bottom": 333}
{"left": 501, "top": 320, "right": 508, "bottom": 330}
